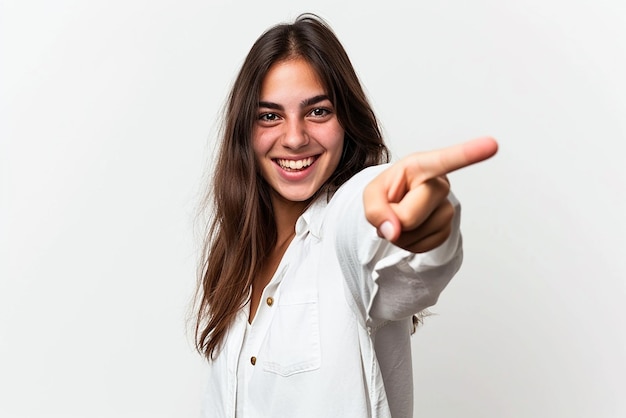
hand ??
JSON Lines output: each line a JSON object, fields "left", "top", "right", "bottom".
{"left": 363, "top": 137, "right": 498, "bottom": 253}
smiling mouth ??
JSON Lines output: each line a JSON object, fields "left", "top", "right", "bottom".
{"left": 275, "top": 156, "right": 318, "bottom": 171}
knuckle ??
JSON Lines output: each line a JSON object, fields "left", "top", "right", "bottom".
{"left": 438, "top": 177, "right": 451, "bottom": 194}
{"left": 441, "top": 201, "right": 455, "bottom": 224}
{"left": 395, "top": 209, "right": 412, "bottom": 226}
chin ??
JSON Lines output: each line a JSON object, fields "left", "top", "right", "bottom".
{"left": 275, "top": 187, "right": 319, "bottom": 203}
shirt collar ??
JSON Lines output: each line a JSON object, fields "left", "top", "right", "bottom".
{"left": 295, "top": 196, "right": 329, "bottom": 240}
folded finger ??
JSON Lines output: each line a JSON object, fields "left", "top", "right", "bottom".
{"left": 394, "top": 199, "right": 455, "bottom": 251}
{"left": 391, "top": 177, "right": 450, "bottom": 230}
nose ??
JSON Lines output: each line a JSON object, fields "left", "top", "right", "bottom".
{"left": 281, "top": 117, "right": 309, "bottom": 150}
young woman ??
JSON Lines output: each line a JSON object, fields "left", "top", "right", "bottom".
{"left": 195, "top": 14, "right": 497, "bottom": 418}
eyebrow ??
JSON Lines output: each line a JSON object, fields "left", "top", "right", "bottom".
{"left": 258, "top": 94, "right": 330, "bottom": 111}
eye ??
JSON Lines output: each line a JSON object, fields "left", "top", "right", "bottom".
{"left": 259, "top": 112, "right": 280, "bottom": 122}
{"left": 309, "top": 108, "right": 331, "bottom": 118}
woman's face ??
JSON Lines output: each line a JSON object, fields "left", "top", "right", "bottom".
{"left": 253, "top": 58, "right": 345, "bottom": 206}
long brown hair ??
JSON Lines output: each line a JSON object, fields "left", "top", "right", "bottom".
{"left": 195, "top": 14, "right": 389, "bottom": 360}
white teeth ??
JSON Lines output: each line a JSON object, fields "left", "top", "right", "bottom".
{"left": 277, "top": 157, "right": 314, "bottom": 170}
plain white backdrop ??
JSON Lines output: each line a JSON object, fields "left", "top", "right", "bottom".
{"left": 1, "top": 1, "right": 624, "bottom": 417}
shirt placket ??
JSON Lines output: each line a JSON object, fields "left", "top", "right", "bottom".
{"left": 238, "top": 265, "right": 287, "bottom": 417}
{"left": 227, "top": 307, "right": 249, "bottom": 417}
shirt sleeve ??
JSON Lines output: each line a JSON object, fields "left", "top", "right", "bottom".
{"left": 332, "top": 165, "right": 463, "bottom": 326}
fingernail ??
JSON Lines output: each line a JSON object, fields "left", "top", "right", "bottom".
{"left": 379, "top": 221, "right": 394, "bottom": 241}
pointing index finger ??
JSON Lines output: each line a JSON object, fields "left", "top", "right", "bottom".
{"left": 411, "top": 137, "right": 499, "bottom": 183}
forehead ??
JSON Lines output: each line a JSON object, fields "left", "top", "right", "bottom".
{"left": 259, "top": 58, "right": 327, "bottom": 101}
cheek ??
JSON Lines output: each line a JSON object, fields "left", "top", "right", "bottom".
{"left": 314, "top": 123, "right": 344, "bottom": 151}
{"left": 331, "top": 129, "right": 345, "bottom": 161}
{"left": 251, "top": 131, "right": 268, "bottom": 159}
{"left": 250, "top": 132, "right": 270, "bottom": 177}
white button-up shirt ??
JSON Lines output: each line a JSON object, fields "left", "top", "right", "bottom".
{"left": 201, "top": 164, "right": 463, "bottom": 418}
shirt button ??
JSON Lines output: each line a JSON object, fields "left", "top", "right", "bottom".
{"left": 266, "top": 297, "right": 274, "bottom": 306}
{"left": 250, "top": 356, "right": 256, "bottom": 366}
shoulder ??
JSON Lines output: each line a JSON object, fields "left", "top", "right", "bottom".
{"left": 346, "top": 164, "right": 389, "bottom": 187}
{"left": 303, "top": 164, "right": 388, "bottom": 236}
{"left": 331, "top": 164, "right": 389, "bottom": 202}
{"left": 318, "top": 164, "right": 389, "bottom": 236}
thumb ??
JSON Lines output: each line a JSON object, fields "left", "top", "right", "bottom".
{"left": 363, "top": 179, "right": 402, "bottom": 242}
{"left": 377, "top": 217, "right": 401, "bottom": 242}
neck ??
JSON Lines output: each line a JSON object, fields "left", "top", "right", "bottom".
{"left": 270, "top": 193, "right": 309, "bottom": 244}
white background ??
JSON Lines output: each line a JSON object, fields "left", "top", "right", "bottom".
{"left": 1, "top": 0, "right": 624, "bottom": 417}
